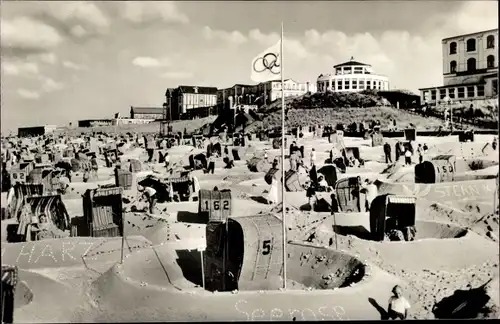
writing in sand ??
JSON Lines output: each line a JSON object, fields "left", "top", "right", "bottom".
{"left": 1, "top": 240, "right": 101, "bottom": 265}
{"left": 235, "top": 299, "right": 349, "bottom": 321}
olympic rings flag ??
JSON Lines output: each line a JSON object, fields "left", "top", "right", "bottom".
{"left": 251, "top": 40, "right": 282, "bottom": 83}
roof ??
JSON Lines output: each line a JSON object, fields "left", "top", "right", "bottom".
{"left": 442, "top": 28, "right": 498, "bottom": 42}
{"left": 130, "top": 107, "right": 165, "bottom": 114}
{"left": 333, "top": 60, "right": 371, "bottom": 68}
{"left": 432, "top": 154, "right": 456, "bottom": 161}
{"left": 178, "top": 86, "right": 218, "bottom": 94}
{"left": 387, "top": 196, "right": 416, "bottom": 204}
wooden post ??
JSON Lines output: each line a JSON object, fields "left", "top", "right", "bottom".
{"left": 200, "top": 248, "right": 205, "bottom": 290}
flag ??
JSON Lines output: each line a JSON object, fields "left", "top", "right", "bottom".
{"left": 114, "top": 112, "right": 121, "bottom": 119}
{"left": 251, "top": 40, "right": 281, "bottom": 83}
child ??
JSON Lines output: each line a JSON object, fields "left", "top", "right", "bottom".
{"left": 387, "top": 285, "right": 411, "bottom": 320}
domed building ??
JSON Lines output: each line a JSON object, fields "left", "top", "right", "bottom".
{"left": 317, "top": 57, "right": 390, "bottom": 93}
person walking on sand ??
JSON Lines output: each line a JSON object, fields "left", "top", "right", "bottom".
{"left": 265, "top": 176, "right": 279, "bottom": 205}
{"left": 417, "top": 144, "right": 423, "bottom": 164}
{"left": 309, "top": 148, "right": 316, "bottom": 168}
{"left": 384, "top": 142, "right": 392, "bottom": 164}
{"left": 207, "top": 154, "right": 216, "bottom": 174}
{"left": 388, "top": 285, "right": 411, "bottom": 320}
{"left": 404, "top": 149, "right": 412, "bottom": 166}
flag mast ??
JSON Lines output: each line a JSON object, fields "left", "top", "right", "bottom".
{"left": 280, "top": 21, "right": 287, "bottom": 290}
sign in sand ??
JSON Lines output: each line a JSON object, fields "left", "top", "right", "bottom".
{"left": 1, "top": 237, "right": 149, "bottom": 268}
{"left": 234, "top": 299, "right": 349, "bottom": 321}
{"left": 403, "top": 181, "right": 496, "bottom": 202}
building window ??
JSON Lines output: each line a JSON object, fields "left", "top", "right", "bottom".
{"left": 431, "top": 90, "right": 436, "bottom": 100}
{"left": 467, "top": 86, "right": 475, "bottom": 98}
{"left": 439, "top": 89, "right": 446, "bottom": 99}
{"left": 450, "top": 60, "right": 457, "bottom": 73}
{"left": 337, "top": 81, "right": 343, "bottom": 90}
{"left": 352, "top": 80, "right": 358, "bottom": 89}
{"left": 493, "top": 80, "right": 498, "bottom": 96}
{"left": 487, "top": 35, "right": 495, "bottom": 49}
{"left": 477, "top": 84, "right": 485, "bottom": 96}
{"left": 359, "top": 80, "right": 365, "bottom": 89}
{"left": 354, "top": 67, "right": 363, "bottom": 74}
{"left": 467, "top": 58, "right": 476, "bottom": 72}
{"left": 487, "top": 55, "right": 495, "bottom": 68}
{"left": 448, "top": 88, "right": 455, "bottom": 99}
{"left": 345, "top": 80, "right": 350, "bottom": 90}
{"left": 367, "top": 80, "right": 371, "bottom": 89}
{"left": 457, "top": 87, "right": 465, "bottom": 98}
{"left": 449, "top": 42, "right": 457, "bottom": 54}
{"left": 378, "top": 81, "right": 381, "bottom": 89}
{"left": 466, "top": 38, "right": 476, "bottom": 52}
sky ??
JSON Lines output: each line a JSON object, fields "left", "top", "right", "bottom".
{"left": 1, "top": 1, "right": 498, "bottom": 133}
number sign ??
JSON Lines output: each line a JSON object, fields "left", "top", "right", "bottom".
{"left": 262, "top": 239, "right": 272, "bottom": 255}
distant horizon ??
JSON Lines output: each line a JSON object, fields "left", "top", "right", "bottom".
{"left": 1, "top": 1, "right": 498, "bottom": 133}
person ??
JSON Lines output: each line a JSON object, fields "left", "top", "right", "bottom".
{"left": 263, "top": 150, "right": 268, "bottom": 162}
{"left": 384, "top": 142, "right": 392, "bottom": 164}
{"left": 207, "top": 154, "right": 216, "bottom": 174}
{"left": 309, "top": 148, "right": 316, "bottom": 168}
{"left": 164, "top": 152, "right": 170, "bottom": 170}
{"left": 493, "top": 137, "right": 498, "bottom": 151}
{"left": 266, "top": 176, "right": 279, "bottom": 205}
{"left": 395, "top": 141, "right": 401, "bottom": 162}
{"left": 423, "top": 143, "right": 429, "bottom": 154}
{"left": 330, "top": 193, "right": 339, "bottom": 213}
{"left": 82, "top": 167, "right": 90, "bottom": 183}
{"left": 361, "top": 179, "right": 378, "bottom": 212}
{"left": 404, "top": 149, "right": 412, "bottom": 166}
{"left": 224, "top": 145, "right": 229, "bottom": 156}
{"left": 91, "top": 155, "right": 98, "bottom": 179}
{"left": 387, "top": 285, "right": 411, "bottom": 320}
{"left": 272, "top": 158, "right": 279, "bottom": 169}
{"left": 139, "top": 185, "right": 157, "bottom": 214}
{"left": 417, "top": 144, "right": 423, "bottom": 164}
{"left": 317, "top": 175, "right": 329, "bottom": 191}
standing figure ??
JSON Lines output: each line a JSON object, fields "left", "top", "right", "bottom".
{"left": 139, "top": 185, "right": 157, "bottom": 214}
{"left": 395, "top": 141, "right": 401, "bottom": 162}
{"left": 404, "top": 149, "right": 412, "bottom": 166}
{"left": 207, "top": 154, "right": 216, "bottom": 174}
{"left": 383, "top": 142, "right": 392, "bottom": 164}
{"left": 417, "top": 144, "right": 423, "bottom": 164}
{"left": 309, "top": 148, "right": 316, "bottom": 168}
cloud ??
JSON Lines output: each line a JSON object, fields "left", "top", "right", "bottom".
{"left": 161, "top": 71, "right": 193, "bottom": 79}
{"left": 249, "top": 29, "right": 279, "bottom": 45}
{"left": 1, "top": 61, "right": 40, "bottom": 76}
{"left": 62, "top": 61, "right": 88, "bottom": 71}
{"left": 44, "top": 2, "right": 111, "bottom": 35}
{"left": 132, "top": 56, "right": 171, "bottom": 68}
{"left": 202, "top": 26, "right": 248, "bottom": 45}
{"left": 121, "top": 2, "right": 189, "bottom": 25}
{"left": 17, "top": 89, "right": 40, "bottom": 100}
{"left": 39, "top": 76, "right": 65, "bottom": 93}
{"left": 0, "top": 17, "right": 63, "bottom": 55}
{"left": 37, "top": 53, "right": 58, "bottom": 64}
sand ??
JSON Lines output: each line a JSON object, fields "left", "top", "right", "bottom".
{"left": 4, "top": 134, "right": 499, "bottom": 321}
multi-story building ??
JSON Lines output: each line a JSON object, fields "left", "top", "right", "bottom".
{"left": 254, "top": 79, "right": 316, "bottom": 104}
{"left": 165, "top": 86, "right": 218, "bottom": 120}
{"left": 130, "top": 107, "right": 165, "bottom": 120}
{"left": 217, "top": 84, "right": 257, "bottom": 107}
{"left": 317, "top": 58, "right": 390, "bottom": 93}
{"left": 419, "top": 29, "right": 498, "bottom": 104}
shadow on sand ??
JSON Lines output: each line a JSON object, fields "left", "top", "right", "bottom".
{"left": 175, "top": 249, "right": 203, "bottom": 287}
{"left": 177, "top": 211, "right": 206, "bottom": 224}
{"left": 250, "top": 196, "right": 270, "bottom": 205}
{"left": 333, "top": 225, "right": 372, "bottom": 241}
{"left": 432, "top": 283, "right": 493, "bottom": 319}
{"left": 368, "top": 297, "right": 389, "bottom": 320}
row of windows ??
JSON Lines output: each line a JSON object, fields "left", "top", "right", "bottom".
{"left": 449, "top": 55, "right": 496, "bottom": 73}
{"left": 183, "top": 94, "right": 217, "bottom": 106}
{"left": 449, "top": 35, "right": 495, "bottom": 54}
{"left": 271, "top": 83, "right": 307, "bottom": 91}
{"left": 318, "top": 80, "right": 386, "bottom": 91}
{"left": 335, "top": 66, "right": 367, "bottom": 75}
{"left": 427, "top": 85, "right": 486, "bottom": 100}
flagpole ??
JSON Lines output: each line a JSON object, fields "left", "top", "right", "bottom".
{"left": 280, "top": 21, "right": 287, "bottom": 290}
